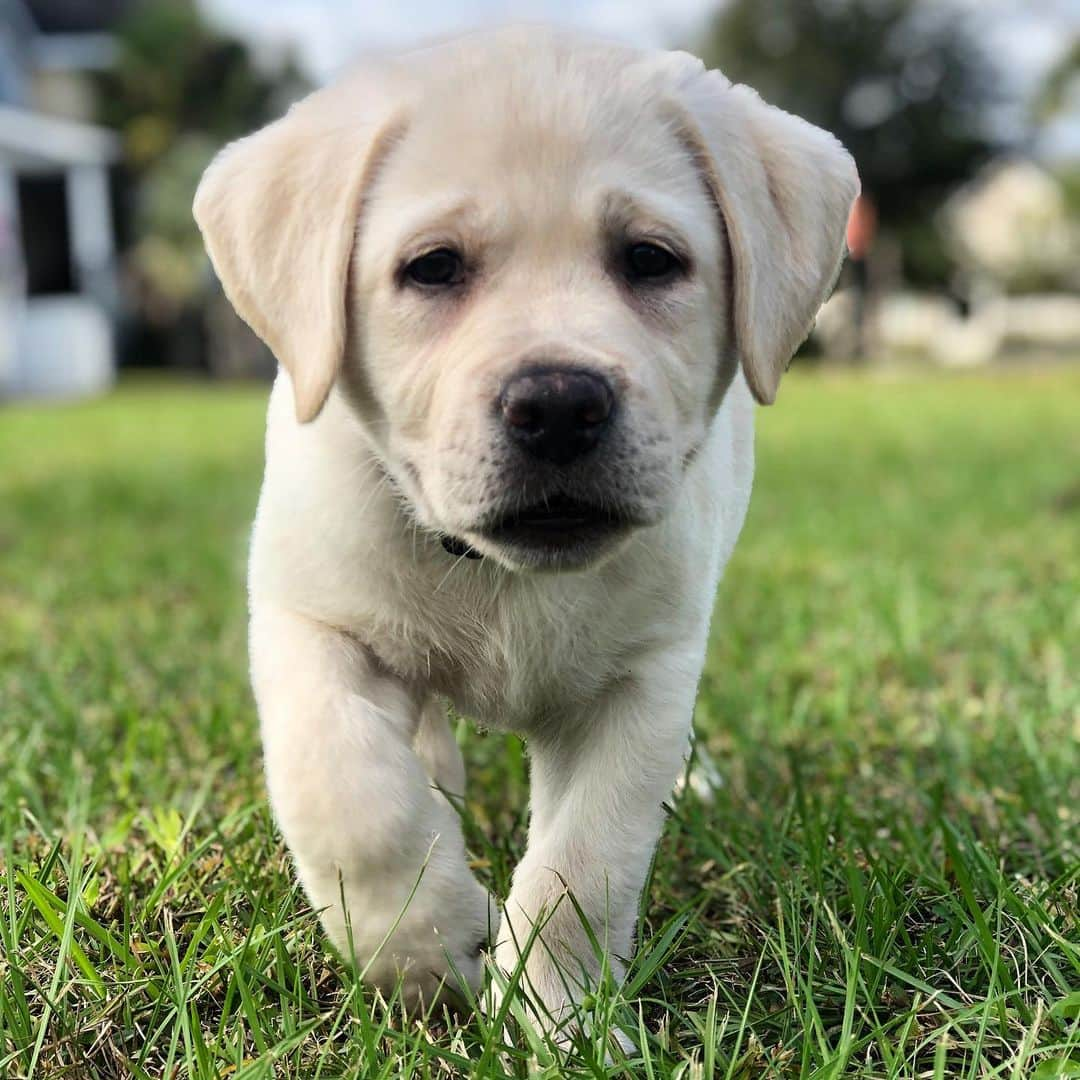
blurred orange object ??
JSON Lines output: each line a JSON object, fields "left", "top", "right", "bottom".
{"left": 846, "top": 193, "right": 877, "bottom": 259}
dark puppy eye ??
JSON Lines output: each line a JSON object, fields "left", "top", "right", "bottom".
{"left": 405, "top": 247, "right": 465, "bottom": 287}
{"left": 625, "top": 242, "right": 682, "bottom": 282}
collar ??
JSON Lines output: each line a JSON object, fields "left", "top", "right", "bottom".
{"left": 441, "top": 534, "right": 483, "bottom": 560}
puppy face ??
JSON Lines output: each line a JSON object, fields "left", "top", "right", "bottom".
{"left": 344, "top": 68, "right": 728, "bottom": 569}
{"left": 194, "top": 29, "right": 859, "bottom": 572}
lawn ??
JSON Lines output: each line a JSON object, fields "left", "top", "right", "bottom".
{"left": 1, "top": 368, "right": 1078, "bottom": 1079}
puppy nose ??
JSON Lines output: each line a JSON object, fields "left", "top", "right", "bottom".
{"left": 499, "top": 368, "right": 614, "bottom": 465}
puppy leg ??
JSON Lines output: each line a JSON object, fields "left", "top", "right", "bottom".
{"left": 413, "top": 697, "right": 467, "bottom": 803}
{"left": 251, "top": 605, "right": 493, "bottom": 1007}
{"left": 495, "top": 645, "right": 702, "bottom": 1033}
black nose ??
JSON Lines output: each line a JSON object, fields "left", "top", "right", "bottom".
{"left": 499, "top": 368, "right": 614, "bottom": 466}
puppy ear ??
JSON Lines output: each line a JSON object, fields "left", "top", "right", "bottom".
{"left": 669, "top": 62, "right": 859, "bottom": 404}
{"left": 194, "top": 80, "right": 403, "bottom": 422}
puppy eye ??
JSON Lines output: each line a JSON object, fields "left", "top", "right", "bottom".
{"left": 625, "top": 242, "right": 682, "bottom": 282}
{"left": 404, "top": 247, "right": 465, "bottom": 287}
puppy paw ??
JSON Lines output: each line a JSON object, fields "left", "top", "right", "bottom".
{"left": 310, "top": 857, "right": 497, "bottom": 1012}
{"left": 490, "top": 920, "right": 629, "bottom": 1044}
{"left": 486, "top": 952, "right": 636, "bottom": 1063}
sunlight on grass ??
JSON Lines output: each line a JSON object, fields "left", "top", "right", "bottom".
{"left": 1, "top": 368, "right": 1078, "bottom": 1077}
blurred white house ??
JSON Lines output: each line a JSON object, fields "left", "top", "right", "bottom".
{"left": 816, "top": 158, "right": 1080, "bottom": 366}
{"left": 943, "top": 158, "right": 1079, "bottom": 293}
{"left": 0, "top": 0, "right": 126, "bottom": 401}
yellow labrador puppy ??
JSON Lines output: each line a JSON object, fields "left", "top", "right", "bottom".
{"left": 195, "top": 26, "right": 857, "bottom": 1025}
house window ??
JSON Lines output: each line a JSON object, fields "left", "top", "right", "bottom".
{"left": 17, "top": 174, "right": 73, "bottom": 295}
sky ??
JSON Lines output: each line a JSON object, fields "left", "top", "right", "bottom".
{"left": 200, "top": 0, "right": 726, "bottom": 75}
{"left": 199, "top": 0, "right": 1080, "bottom": 157}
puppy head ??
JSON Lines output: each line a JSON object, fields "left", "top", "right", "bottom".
{"left": 194, "top": 28, "right": 858, "bottom": 571}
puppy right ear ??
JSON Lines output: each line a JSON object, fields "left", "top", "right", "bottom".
{"left": 660, "top": 54, "right": 859, "bottom": 405}
{"left": 194, "top": 77, "right": 405, "bottom": 422}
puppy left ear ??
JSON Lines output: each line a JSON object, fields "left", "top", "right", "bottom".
{"left": 669, "top": 62, "right": 860, "bottom": 404}
{"left": 194, "top": 76, "right": 404, "bottom": 423}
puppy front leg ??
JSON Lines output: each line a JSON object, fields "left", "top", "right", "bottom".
{"left": 250, "top": 605, "right": 492, "bottom": 1007}
{"left": 497, "top": 646, "right": 702, "bottom": 1028}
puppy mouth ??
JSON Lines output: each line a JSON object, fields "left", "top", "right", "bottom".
{"left": 479, "top": 494, "right": 634, "bottom": 550}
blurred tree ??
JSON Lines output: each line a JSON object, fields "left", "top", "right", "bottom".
{"left": 1034, "top": 39, "right": 1080, "bottom": 221}
{"left": 96, "top": 0, "right": 306, "bottom": 173}
{"left": 696, "top": 0, "right": 1003, "bottom": 286}
{"left": 93, "top": 0, "right": 307, "bottom": 366}
{"left": 1035, "top": 39, "right": 1080, "bottom": 122}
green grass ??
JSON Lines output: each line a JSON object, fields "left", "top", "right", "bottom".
{"left": 1, "top": 368, "right": 1078, "bottom": 1078}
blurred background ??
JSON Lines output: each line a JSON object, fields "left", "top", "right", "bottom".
{"left": 2, "top": 9, "right": 1077, "bottom": 1074}
{"left": 0, "top": 0, "right": 1077, "bottom": 397}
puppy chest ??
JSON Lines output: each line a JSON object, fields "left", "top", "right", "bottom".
{"left": 389, "top": 598, "right": 626, "bottom": 731}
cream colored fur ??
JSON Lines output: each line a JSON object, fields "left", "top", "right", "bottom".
{"left": 194, "top": 25, "right": 857, "bottom": 1029}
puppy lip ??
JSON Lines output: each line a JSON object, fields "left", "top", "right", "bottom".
{"left": 477, "top": 493, "right": 636, "bottom": 548}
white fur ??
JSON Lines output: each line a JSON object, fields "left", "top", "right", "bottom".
{"left": 194, "top": 26, "right": 857, "bottom": 1023}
